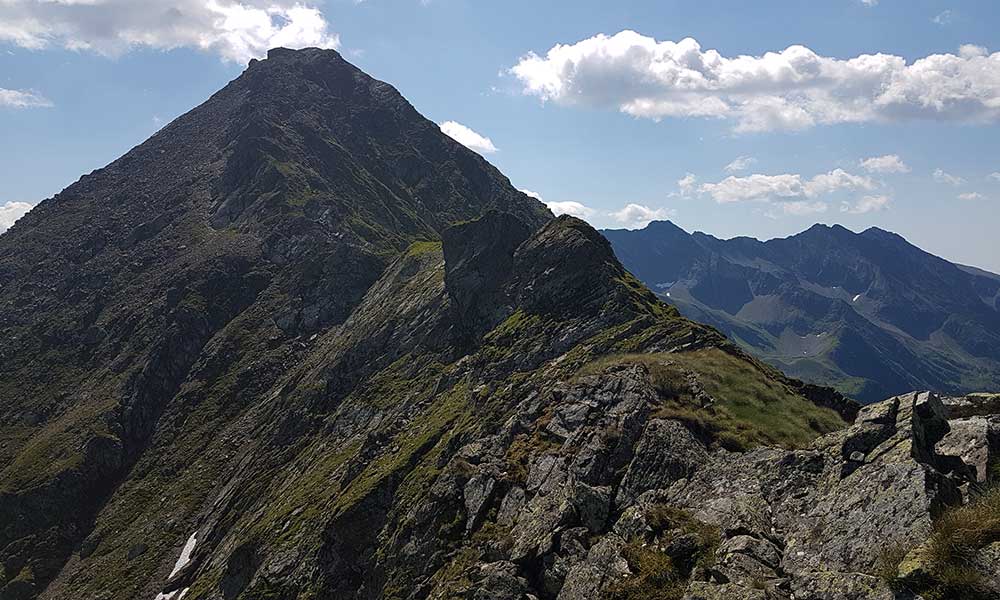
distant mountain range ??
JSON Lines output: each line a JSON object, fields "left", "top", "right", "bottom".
{"left": 603, "top": 221, "right": 1000, "bottom": 403}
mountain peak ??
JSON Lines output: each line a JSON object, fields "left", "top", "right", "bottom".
{"left": 265, "top": 46, "right": 337, "bottom": 60}
{"left": 800, "top": 222, "right": 854, "bottom": 237}
{"left": 860, "top": 226, "right": 906, "bottom": 244}
{"left": 642, "top": 219, "right": 683, "bottom": 231}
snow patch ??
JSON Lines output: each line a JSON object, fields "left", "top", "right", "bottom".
{"left": 153, "top": 589, "right": 188, "bottom": 600}
{"left": 169, "top": 532, "right": 198, "bottom": 579}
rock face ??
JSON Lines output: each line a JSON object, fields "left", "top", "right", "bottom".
{"left": 602, "top": 220, "right": 1000, "bottom": 403}
{"left": 0, "top": 47, "right": 992, "bottom": 600}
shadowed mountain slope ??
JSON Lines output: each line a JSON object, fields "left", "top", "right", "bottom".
{"left": 603, "top": 220, "right": 1000, "bottom": 402}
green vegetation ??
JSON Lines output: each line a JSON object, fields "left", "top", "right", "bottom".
{"left": 577, "top": 348, "right": 844, "bottom": 450}
{"left": 0, "top": 395, "right": 116, "bottom": 492}
{"left": 615, "top": 271, "right": 680, "bottom": 320}
{"left": 505, "top": 407, "right": 562, "bottom": 484}
{"left": 606, "top": 505, "right": 719, "bottom": 600}
{"left": 405, "top": 239, "right": 442, "bottom": 258}
{"left": 883, "top": 484, "right": 1000, "bottom": 599}
{"left": 333, "top": 381, "right": 472, "bottom": 516}
{"left": 427, "top": 547, "right": 482, "bottom": 599}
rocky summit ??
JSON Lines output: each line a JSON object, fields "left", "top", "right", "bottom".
{"left": 0, "top": 48, "right": 998, "bottom": 600}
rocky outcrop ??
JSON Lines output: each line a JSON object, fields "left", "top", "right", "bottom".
{"left": 426, "top": 389, "right": 995, "bottom": 600}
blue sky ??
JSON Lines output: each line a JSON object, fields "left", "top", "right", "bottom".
{"left": 1, "top": 0, "right": 999, "bottom": 271}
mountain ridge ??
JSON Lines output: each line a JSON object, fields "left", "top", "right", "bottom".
{"left": 602, "top": 220, "right": 1000, "bottom": 402}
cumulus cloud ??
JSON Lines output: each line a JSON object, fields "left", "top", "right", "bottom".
{"left": 546, "top": 201, "right": 596, "bottom": 219}
{"left": 859, "top": 154, "right": 910, "bottom": 174}
{"left": 440, "top": 121, "right": 498, "bottom": 154}
{"left": 989, "top": 172, "right": 1000, "bottom": 181}
{"left": 958, "top": 192, "right": 984, "bottom": 201}
{"left": 0, "top": 87, "right": 52, "bottom": 108}
{"left": 509, "top": 31, "right": 1000, "bottom": 132}
{"left": 860, "top": 0, "right": 878, "bottom": 6}
{"left": 519, "top": 189, "right": 595, "bottom": 219}
{"left": 677, "top": 173, "right": 697, "bottom": 195}
{"left": 610, "top": 203, "right": 674, "bottom": 229}
{"left": 700, "top": 174, "right": 803, "bottom": 203}
{"left": 933, "top": 168, "right": 966, "bottom": 186}
{"left": 842, "top": 194, "right": 891, "bottom": 214}
{"left": 724, "top": 156, "right": 756, "bottom": 173}
{"left": 699, "top": 169, "right": 875, "bottom": 203}
{"left": 0, "top": 201, "right": 33, "bottom": 232}
{"left": 694, "top": 168, "right": 878, "bottom": 217}
{"left": 0, "top": 0, "right": 339, "bottom": 62}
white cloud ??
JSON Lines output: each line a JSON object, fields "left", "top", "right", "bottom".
{"left": 677, "top": 173, "right": 697, "bottom": 195}
{"left": 805, "top": 169, "right": 877, "bottom": 196}
{"left": 860, "top": 0, "right": 878, "bottom": 6}
{"left": 519, "top": 189, "right": 595, "bottom": 220}
{"left": 724, "top": 156, "right": 756, "bottom": 173}
{"left": 0, "top": 88, "right": 51, "bottom": 108}
{"left": 701, "top": 174, "right": 804, "bottom": 203}
{"left": 959, "top": 44, "right": 988, "bottom": 59}
{"left": 989, "top": 172, "right": 1000, "bottom": 181}
{"left": 610, "top": 203, "right": 673, "bottom": 229}
{"left": 958, "top": 192, "right": 984, "bottom": 201}
{"left": 546, "top": 201, "right": 596, "bottom": 219}
{"left": 510, "top": 31, "right": 1000, "bottom": 132}
{"left": 933, "top": 168, "right": 966, "bottom": 186}
{"left": 842, "top": 194, "right": 891, "bottom": 213}
{"left": 859, "top": 154, "right": 910, "bottom": 174}
{"left": 932, "top": 10, "right": 954, "bottom": 25}
{"left": 0, "top": 201, "right": 33, "bottom": 232}
{"left": 696, "top": 168, "right": 878, "bottom": 218}
{"left": 0, "top": 0, "right": 339, "bottom": 62}
{"left": 440, "top": 121, "right": 498, "bottom": 154}
{"left": 699, "top": 169, "right": 875, "bottom": 203}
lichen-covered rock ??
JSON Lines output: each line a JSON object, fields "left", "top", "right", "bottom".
{"left": 936, "top": 415, "right": 1000, "bottom": 483}
{"left": 616, "top": 419, "right": 710, "bottom": 506}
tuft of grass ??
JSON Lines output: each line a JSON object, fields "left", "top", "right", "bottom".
{"left": 606, "top": 505, "right": 719, "bottom": 600}
{"left": 576, "top": 348, "right": 845, "bottom": 450}
{"left": 887, "top": 484, "right": 1000, "bottom": 599}
{"left": 504, "top": 408, "right": 562, "bottom": 484}
{"left": 875, "top": 543, "right": 911, "bottom": 585}
{"left": 610, "top": 542, "right": 687, "bottom": 600}
{"left": 427, "top": 547, "right": 482, "bottom": 598}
